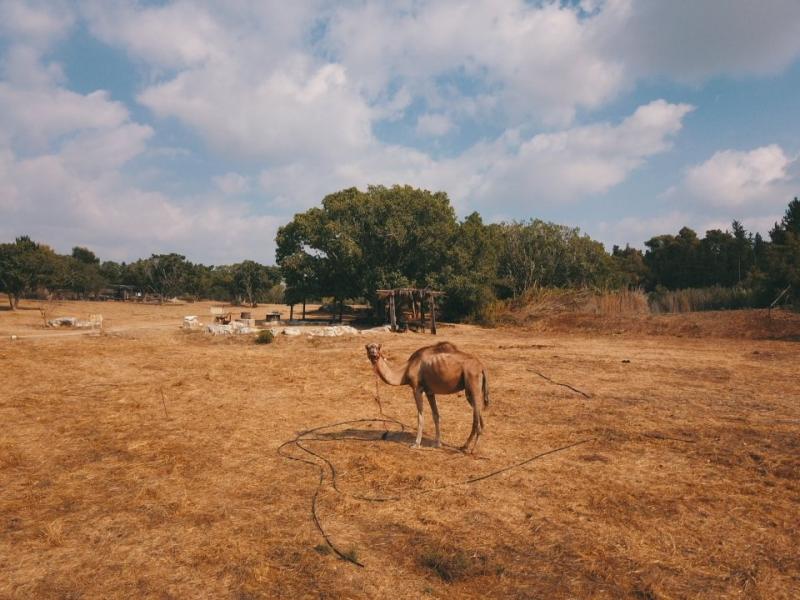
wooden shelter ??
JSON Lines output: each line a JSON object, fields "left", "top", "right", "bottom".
{"left": 376, "top": 288, "right": 444, "bottom": 334}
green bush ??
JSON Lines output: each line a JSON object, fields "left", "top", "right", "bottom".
{"left": 255, "top": 330, "right": 275, "bottom": 344}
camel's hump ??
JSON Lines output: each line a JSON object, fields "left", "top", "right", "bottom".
{"left": 430, "top": 341, "right": 459, "bottom": 353}
{"left": 409, "top": 341, "right": 460, "bottom": 361}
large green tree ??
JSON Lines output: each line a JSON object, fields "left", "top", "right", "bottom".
{"left": 0, "top": 236, "right": 62, "bottom": 308}
{"left": 276, "top": 185, "right": 458, "bottom": 316}
{"left": 433, "top": 213, "right": 503, "bottom": 320}
{"left": 130, "top": 253, "right": 192, "bottom": 301}
{"left": 498, "top": 220, "right": 615, "bottom": 295}
{"left": 761, "top": 198, "right": 800, "bottom": 305}
{"left": 230, "top": 260, "right": 279, "bottom": 307}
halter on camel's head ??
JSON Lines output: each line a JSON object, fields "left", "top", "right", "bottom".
{"left": 365, "top": 343, "right": 382, "bottom": 364}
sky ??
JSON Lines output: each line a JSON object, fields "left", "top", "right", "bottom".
{"left": 1, "top": 0, "right": 799, "bottom": 265}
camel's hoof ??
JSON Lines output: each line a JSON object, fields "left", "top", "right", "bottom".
{"left": 409, "top": 443, "right": 422, "bottom": 450}
{"left": 432, "top": 441, "right": 442, "bottom": 449}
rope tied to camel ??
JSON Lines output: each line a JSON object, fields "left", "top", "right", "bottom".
{"left": 278, "top": 416, "right": 590, "bottom": 568}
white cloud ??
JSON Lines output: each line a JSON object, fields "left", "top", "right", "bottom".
{"left": 325, "top": 0, "right": 624, "bottom": 126}
{"left": 454, "top": 100, "right": 694, "bottom": 210}
{"left": 83, "top": 1, "right": 317, "bottom": 71}
{"left": 0, "top": 0, "right": 74, "bottom": 46}
{"left": 138, "top": 59, "right": 374, "bottom": 162}
{"left": 683, "top": 145, "right": 795, "bottom": 208}
{"left": 257, "top": 100, "right": 694, "bottom": 216}
{"left": 81, "top": 1, "right": 224, "bottom": 69}
{"left": 60, "top": 123, "right": 153, "bottom": 175}
{"left": 609, "top": 144, "right": 799, "bottom": 247}
{"left": 0, "top": 10, "right": 280, "bottom": 264}
{"left": 593, "top": 0, "right": 800, "bottom": 81}
{"left": 4, "top": 0, "right": 800, "bottom": 263}
{"left": 84, "top": 1, "right": 371, "bottom": 163}
{"left": 591, "top": 211, "right": 692, "bottom": 248}
{"left": 213, "top": 172, "right": 251, "bottom": 196}
{"left": 0, "top": 147, "right": 283, "bottom": 264}
{"left": 79, "top": 1, "right": 800, "bottom": 180}
{"left": 0, "top": 85, "right": 131, "bottom": 150}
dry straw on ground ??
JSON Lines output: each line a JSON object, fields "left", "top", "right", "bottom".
{"left": 1, "top": 298, "right": 799, "bottom": 598}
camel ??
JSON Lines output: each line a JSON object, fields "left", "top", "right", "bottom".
{"left": 365, "top": 341, "right": 489, "bottom": 452}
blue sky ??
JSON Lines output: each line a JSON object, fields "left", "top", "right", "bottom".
{"left": 1, "top": 0, "right": 799, "bottom": 264}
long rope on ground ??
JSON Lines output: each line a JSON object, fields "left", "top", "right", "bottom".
{"left": 528, "top": 368, "right": 591, "bottom": 398}
{"left": 277, "top": 417, "right": 407, "bottom": 567}
{"left": 278, "top": 414, "right": 591, "bottom": 567}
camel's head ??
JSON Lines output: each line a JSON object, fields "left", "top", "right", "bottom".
{"left": 365, "top": 343, "right": 382, "bottom": 363}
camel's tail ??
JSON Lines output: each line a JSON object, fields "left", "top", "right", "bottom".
{"left": 482, "top": 370, "right": 490, "bottom": 408}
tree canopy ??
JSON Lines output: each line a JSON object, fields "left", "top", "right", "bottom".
{"left": 3, "top": 192, "right": 799, "bottom": 317}
{"left": 276, "top": 185, "right": 458, "bottom": 309}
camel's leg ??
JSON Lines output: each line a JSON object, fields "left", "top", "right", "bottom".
{"left": 412, "top": 388, "right": 425, "bottom": 449}
{"left": 425, "top": 392, "right": 441, "bottom": 448}
{"left": 461, "top": 380, "right": 483, "bottom": 453}
{"left": 461, "top": 390, "right": 477, "bottom": 452}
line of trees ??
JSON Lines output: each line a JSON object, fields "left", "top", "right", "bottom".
{"left": 0, "top": 240, "right": 281, "bottom": 309}
{"left": 275, "top": 185, "right": 637, "bottom": 320}
{"left": 2, "top": 186, "right": 798, "bottom": 318}
{"left": 634, "top": 199, "right": 799, "bottom": 305}
{"left": 277, "top": 187, "right": 799, "bottom": 319}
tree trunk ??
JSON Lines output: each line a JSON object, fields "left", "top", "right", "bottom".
{"left": 302, "top": 298, "right": 306, "bottom": 320}
{"left": 289, "top": 304, "right": 294, "bottom": 320}
{"left": 338, "top": 299, "right": 344, "bottom": 323}
{"left": 429, "top": 292, "right": 437, "bottom": 335}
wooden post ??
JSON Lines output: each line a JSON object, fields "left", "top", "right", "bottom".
{"left": 302, "top": 298, "right": 306, "bottom": 320}
{"left": 420, "top": 292, "right": 426, "bottom": 333}
{"left": 429, "top": 292, "right": 437, "bottom": 335}
{"left": 289, "top": 304, "right": 294, "bottom": 320}
{"left": 768, "top": 284, "right": 791, "bottom": 317}
{"left": 389, "top": 293, "right": 397, "bottom": 332}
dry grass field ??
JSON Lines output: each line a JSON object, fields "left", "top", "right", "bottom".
{"left": 1, "top": 298, "right": 799, "bottom": 599}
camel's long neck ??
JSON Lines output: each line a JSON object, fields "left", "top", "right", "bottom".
{"left": 373, "top": 357, "right": 408, "bottom": 386}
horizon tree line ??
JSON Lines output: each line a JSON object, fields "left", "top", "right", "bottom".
{"left": 2, "top": 188, "right": 798, "bottom": 319}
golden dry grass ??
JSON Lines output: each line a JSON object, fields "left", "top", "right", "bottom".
{"left": 1, "top": 298, "right": 799, "bottom": 598}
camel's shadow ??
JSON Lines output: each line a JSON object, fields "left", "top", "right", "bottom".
{"left": 306, "top": 427, "right": 465, "bottom": 453}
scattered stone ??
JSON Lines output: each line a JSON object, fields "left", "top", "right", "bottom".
{"left": 362, "top": 325, "right": 392, "bottom": 333}
{"left": 183, "top": 316, "right": 203, "bottom": 329}
{"left": 205, "top": 321, "right": 256, "bottom": 335}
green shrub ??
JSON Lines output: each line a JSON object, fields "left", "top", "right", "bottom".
{"left": 255, "top": 330, "right": 275, "bottom": 344}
